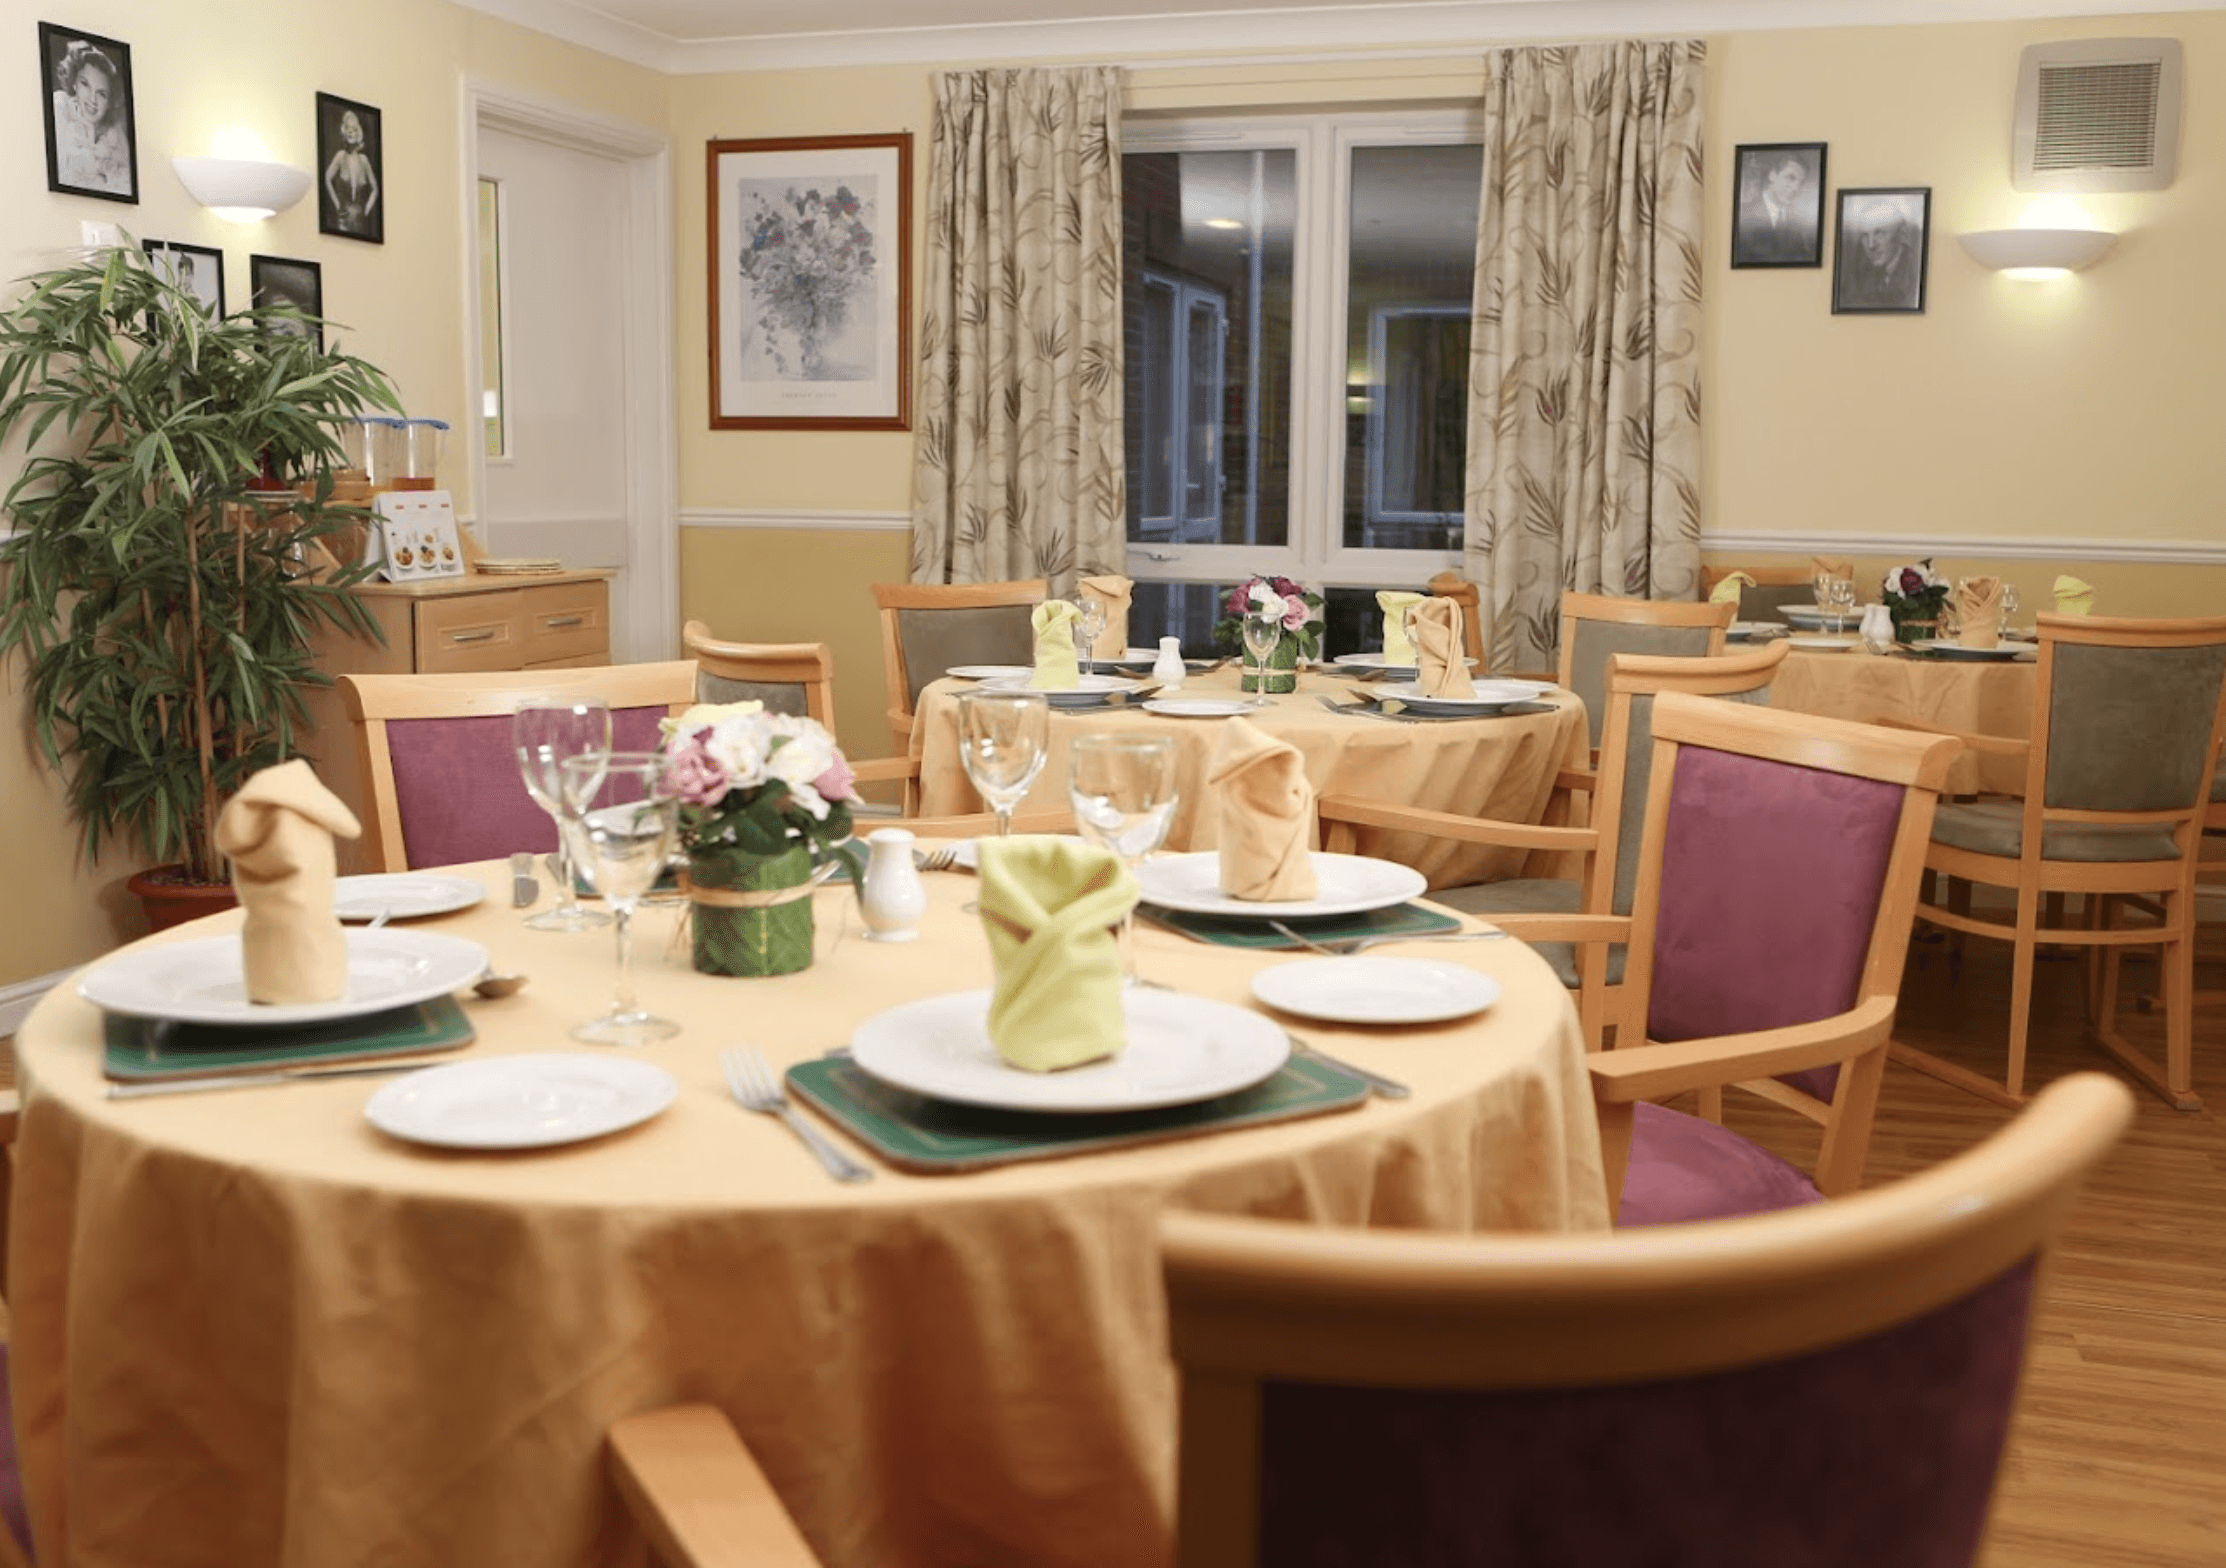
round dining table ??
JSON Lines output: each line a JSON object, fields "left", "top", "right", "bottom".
{"left": 910, "top": 664, "right": 1589, "bottom": 890}
{"left": 11, "top": 859, "right": 1605, "bottom": 1568}
{"left": 1769, "top": 643, "right": 2036, "bottom": 793}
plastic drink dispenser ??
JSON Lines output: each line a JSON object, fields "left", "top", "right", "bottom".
{"left": 395, "top": 419, "right": 449, "bottom": 491}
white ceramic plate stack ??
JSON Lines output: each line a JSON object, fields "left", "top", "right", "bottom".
{"left": 475, "top": 557, "right": 564, "bottom": 576}
{"left": 365, "top": 1054, "right": 679, "bottom": 1149}
{"left": 1133, "top": 851, "right": 1426, "bottom": 919}
{"left": 1784, "top": 634, "right": 1860, "bottom": 652}
{"left": 1332, "top": 651, "right": 1483, "bottom": 679}
{"left": 979, "top": 673, "right": 1143, "bottom": 708}
{"left": 944, "top": 664, "right": 1035, "bottom": 681}
{"left": 332, "top": 873, "right": 487, "bottom": 922}
{"left": 78, "top": 929, "right": 491, "bottom": 1026}
{"left": 1779, "top": 603, "right": 1859, "bottom": 632}
{"left": 1251, "top": 956, "right": 1502, "bottom": 1025}
{"left": 1371, "top": 678, "right": 1554, "bottom": 714}
{"left": 1907, "top": 640, "right": 2036, "bottom": 662}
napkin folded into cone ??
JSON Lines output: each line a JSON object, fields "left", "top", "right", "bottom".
{"left": 1811, "top": 557, "right": 1853, "bottom": 587}
{"left": 213, "top": 760, "right": 362, "bottom": 1005}
{"left": 1077, "top": 575, "right": 1132, "bottom": 660}
{"left": 2054, "top": 574, "right": 2096, "bottom": 617}
{"left": 1709, "top": 570, "right": 1755, "bottom": 606}
{"left": 1408, "top": 596, "right": 1472, "bottom": 698}
{"left": 1377, "top": 590, "right": 1424, "bottom": 665}
{"left": 1208, "top": 718, "right": 1319, "bottom": 902}
{"left": 1955, "top": 576, "right": 2005, "bottom": 649}
{"left": 1028, "top": 600, "right": 1082, "bottom": 690}
{"left": 978, "top": 836, "right": 1136, "bottom": 1072}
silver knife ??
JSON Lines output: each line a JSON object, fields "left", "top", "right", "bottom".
{"left": 107, "top": 1060, "right": 430, "bottom": 1099}
{"left": 510, "top": 851, "right": 539, "bottom": 907}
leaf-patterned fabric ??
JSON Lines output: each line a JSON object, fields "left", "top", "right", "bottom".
{"left": 1464, "top": 41, "right": 1706, "bottom": 674}
{"left": 912, "top": 67, "right": 1126, "bottom": 595}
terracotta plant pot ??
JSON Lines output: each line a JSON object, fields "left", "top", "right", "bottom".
{"left": 126, "top": 866, "right": 237, "bottom": 932}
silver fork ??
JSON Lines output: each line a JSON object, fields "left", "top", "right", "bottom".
{"left": 1268, "top": 919, "right": 1508, "bottom": 957}
{"left": 720, "top": 1046, "right": 873, "bottom": 1183}
{"left": 912, "top": 842, "right": 961, "bottom": 872}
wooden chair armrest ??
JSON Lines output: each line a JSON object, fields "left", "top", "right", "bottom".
{"left": 847, "top": 756, "right": 919, "bottom": 784}
{"left": 609, "top": 1405, "right": 825, "bottom": 1568}
{"left": 1484, "top": 913, "right": 1631, "bottom": 947}
{"left": 1553, "top": 766, "right": 1598, "bottom": 795}
{"left": 1316, "top": 795, "right": 1600, "bottom": 854}
{"left": 1873, "top": 717, "right": 2024, "bottom": 759}
{"left": 1587, "top": 994, "right": 1899, "bottom": 1103}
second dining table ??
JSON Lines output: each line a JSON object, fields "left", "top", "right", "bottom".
{"left": 1769, "top": 642, "right": 2036, "bottom": 793}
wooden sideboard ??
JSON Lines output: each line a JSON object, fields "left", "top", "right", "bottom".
{"left": 298, "top": 569, "right": 617, "bottom": 872}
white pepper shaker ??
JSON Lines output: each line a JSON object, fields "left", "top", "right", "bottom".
{"left": 859, "top": 828, "right": 927, "bottom": 942}
{"left": 1151, "top": 636, "right": 1187, "bottom": 690}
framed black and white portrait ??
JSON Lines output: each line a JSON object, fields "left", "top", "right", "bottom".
{"left": 143, "top": 239, "right": 225, "bottom": 318}
{"left": 250, "top": 255, "right": 324, "bottom": 348}
{"left": 1730, "top": 142, "right": 1825, "bottom": 268}
{"left": 1832, "top": 187, "right": 1932, "bottom": 315}
{"left": 316, "top": 92, "right": 383, "bottom": 243}
{"left": 38, "top": 22, "right": 137, "bottom": 203}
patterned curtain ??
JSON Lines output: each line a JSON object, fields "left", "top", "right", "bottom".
{"left": 911, "top": 67, "right": 1126, "bottom": 594}
{"left": 1463, "top": 41, "right": 1706, "bottom": 674}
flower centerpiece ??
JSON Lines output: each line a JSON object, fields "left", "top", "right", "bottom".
{"left": 661, "top": 701, "right": 864, "bottom": 976}
{"left": 1212, "top": 575, "right": 1324, "bottom": 694}
{"left": 1881, "top": 557, "right": 1952, "bottom": 644}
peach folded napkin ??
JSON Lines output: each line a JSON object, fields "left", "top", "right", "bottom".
{"left": 1709, "top": 570, "right": 1755, "bottom": 606}
{"left": 1409, "top": 596, "right": 1471, "bottom": 698}
{"left": 2054, "top": 574, "right": 2095, "bottom": 617}
{"left": 1811, "top": 556, "right": 1853, "bottom": 586}
{"left": 1955, "top": 576, "right": 2004, "bottom": 649}
{"left": 978, "top": 836, "right": 1136, "bottom": 1071}
{"left": 213, "top": 760, "right": 362, "bottom": 1005}
{"left": 1028, "top": 600, "right": 1082, "bottom": 689}
{"left": 1377, "top": 590, "right": 1424, "bottom": 665}
{"left": 1078, "top": 575, "right": 1132, "bottom": 660}
{"left": 1208, "top": 718, "right": 1319, "bottom": 902}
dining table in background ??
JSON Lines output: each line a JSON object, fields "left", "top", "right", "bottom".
{"left": 1770, "top": 643, "right": 2035, "bottom": 794}
{"left": 910, "top": 664, "right": 1589, "bottom": 890}
{"left": 10, "top": 859, "right": 1605, "bottom": 1568}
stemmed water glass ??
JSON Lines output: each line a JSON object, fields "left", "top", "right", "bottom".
{"left": 559, "top": 751, "right": 681, "bottom": 1046}
{"left": 956, "top": 689, "right": 1051, "bottom": 839}
{"left": 1073, "top": 595, "right": 1109, "bottom": 676}
{"left": 1818, "top": 575, "right": 1857, "bottom": 632}
{"left": 1242, "top": 607, "right": 1282, "bottom": 690}
{"left": 1068, "top": 734, "right": 1180, "bottom": 986}
{"left": 514, "top": 698, "right": 612, "bottom": 931}
{"left": 2001, "top": 579, "right": 2022, "bottom": 632}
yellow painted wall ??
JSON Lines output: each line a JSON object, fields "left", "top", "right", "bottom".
{"left": 0, "top": 1, "right": 665, "bottom": 986}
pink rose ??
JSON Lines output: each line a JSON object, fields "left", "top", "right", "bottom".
{"left": 663, "top": 738, "right": 731, "bottom": 807}
{"left": 812, "top": 753, "right": 858, "bottom": 804}
{"left": 1281, "top": 596, "right": 1309, "bottom": 632}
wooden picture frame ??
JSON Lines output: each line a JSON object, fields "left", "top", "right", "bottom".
{"left": 316, "top": 91, "right": 384, "bottom": 244}
{"left": 1730, "top": 141, "right": 1825, "bottom": 269}
{"left": 39, "top": 21, "right": 138, "bottom": 203}
{"left": 1833, "top": 187, "right": 1932, "bottom": 315}
{"left": 143, "top": 239, "right": 224, "bottom": 319}
{"left": 707, "top": 133, "right": 911, "bottom": 431}
{"left": 249, "top": 254, "right": 324, "bottom": 350}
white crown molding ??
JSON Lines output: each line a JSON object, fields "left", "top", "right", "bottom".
{"left": 1702, "top": 531, "right": 2226, "bottom": 568}
{"left": 0, "top": 967, "right": 72, "bottom": 1038}
{"left": 457, "top": 0, "right": 2226, "bottom": 75}
{"left": 681, "top": 508, "right": 910, "bottom": 532}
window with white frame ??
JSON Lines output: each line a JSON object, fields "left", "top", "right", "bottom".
{"left": 1120, "top": 112, "right": 1482, "bottom": 655}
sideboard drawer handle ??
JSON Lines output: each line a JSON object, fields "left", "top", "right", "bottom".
{"left": 541, "top": 615, "right": 585, "bottom": 629}
{"left": 445, "top": 628, "right": 499, "bottom": 644}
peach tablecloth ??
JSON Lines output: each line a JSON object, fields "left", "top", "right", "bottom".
{"left": 11, "top": 860, "right": 1604, "bottom": 1568}
{"left": 913, "top": 666, "right": 1588, "bottom": 889}
{"left": 1770, "top": 647, "right": 2036, "bottom": 793}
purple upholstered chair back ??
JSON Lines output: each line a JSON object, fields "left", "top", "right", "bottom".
{"left": 385, "top": 706, "right": 669, "bottom": 869}
{"left": 1256, "top": 1259, "right": 2036, "bottom": 1567}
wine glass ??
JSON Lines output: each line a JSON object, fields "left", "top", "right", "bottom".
{"left": 1074, "top": 595, "right": 1109, "bottom": 676}
{"left": 2001, "top": 579, "right": 2022, "bottom": 632}
{"left": 1242, "top": 609, "right": 1281, "bottom": 691}
{"left": 514, "top": 699, "right": 612, "bottom": 932}
{"left": 1819, "top": 575, "right": 1857, "bottom": 631}
{"left": 1068, "top": 734, "right": 1180, "bottom": 986}
{"left": 956, "top": 689, "right": 1051, "bottom": 838}
{"left": 559, "top": 751, "right": 681, "bottom": 1046}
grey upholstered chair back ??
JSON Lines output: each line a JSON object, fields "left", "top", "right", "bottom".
{"left": 896, "top": 605, "right": 1040, "bottom": 709}
{"left": 2043, "top": 642, "right": 2226, "bottom": 813}
{"left": 1740, "top": 581, "right": 1817, "bottom": 624}
{"left": 696, "top": 670, "right": 809, "bottom": 719}
{"left": 1607, "top": 686, "right": 1774, "bottom": 917}
{"left": 1570, "top": 622, "right": 1721, "bottom": 751}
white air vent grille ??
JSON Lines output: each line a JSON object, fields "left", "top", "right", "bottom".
{"left": 2014, "top": 38, "right": 2182, "bottom": 193}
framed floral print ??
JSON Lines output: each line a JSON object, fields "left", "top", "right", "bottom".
{"left": 707, "top": 133, "right": 911, "bottom": 430}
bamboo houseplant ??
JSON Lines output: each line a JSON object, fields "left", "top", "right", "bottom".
{"left": 0, "top": 243, "right": 400, "bottom": 922}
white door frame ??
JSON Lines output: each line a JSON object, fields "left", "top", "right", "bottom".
{"left": 461, "top": 79, "right": 677, "bottom": 664}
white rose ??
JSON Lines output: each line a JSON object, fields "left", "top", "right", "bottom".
{"left": 703, "top": 712, "right": 771, "bottom": 787}
{"left": 1248, "top": 583, "right": 1286, "bottom": 621}
{"left": 764, "top": 719, "right": 837, "bottom": 819}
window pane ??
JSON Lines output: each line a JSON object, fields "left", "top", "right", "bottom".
{"left": 1123, "top": 149, "right": 1295, "bottom": 548}
{"left": 477, "top": 177, "right": 505, "bottom": 459}
{"left": 1342, "top": 143, "right": 1480, "bottom": 551}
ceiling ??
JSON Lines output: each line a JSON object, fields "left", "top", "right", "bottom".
{"left": 458, "top": 0, "right": 2226, "bottom": 74}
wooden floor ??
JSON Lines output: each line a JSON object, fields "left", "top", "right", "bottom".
{"left": 1722, "top": 923, "right": 2226, "bottom": 1568}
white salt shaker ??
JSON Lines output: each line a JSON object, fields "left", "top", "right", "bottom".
{"left": 1859, "top": 603, "right": 1895, "bottom": 656}
{"left": 1151, "top": 636, "right": 1187, "bottom": 689}
{"left": 859, "top": 828, "right": 927, "bottom": 943}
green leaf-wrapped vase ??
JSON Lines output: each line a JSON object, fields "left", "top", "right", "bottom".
{"left": 686, "top": 842, "right": 815, "bottom": 977}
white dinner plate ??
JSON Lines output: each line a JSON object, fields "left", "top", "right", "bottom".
{"left": 850, "top": 988, "right": 1288, "bottom": 1113}
{"left": 945, "top": 664, "right": 1034, "bottom": 681}
{"left": 364, "top": 1053, "right": 678, "bottom": 1150}
{"left": 333, "top": 873, "right": 487, "bottom": 922}
{"left": 1104, "top": 651, "right": 1217, "bottom": 675}
{"left": 78, "top": 929, "right": 490, "bottom": 1026}
{"left": 1133, "top": 851, "right": 1428, "bottom": 919}
{"left": 1785, "top": 635, "right": 1860, "bottom": 652}
{"left": 1726, "top": 621, "right": 1785, "bottom": 641}
{"left": 1906, "top": 640, "right": 2036, "bottom": 663}
{"left": 1142, "top": 696, "right": 1265, "bottom": 718}
{"left": 1251, "top": 956, "right": 1502, "bottom": 1025}
{"left": 1374, "top": 678, "right": 1555, "bottom": 712}
{"left": 1780, "top": 604, "right": 1859, "bottom": 631}
{"left": 1332, "top": 651, "right": 1482, "bottom": 676}
{"left": 980, "top": 673, "right": 1142, "bottom": 708}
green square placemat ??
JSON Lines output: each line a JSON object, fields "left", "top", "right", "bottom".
{"left": 785, "top": 1055, "right": 1371, "bottom": 1174}
{"left": 103, "top": 994, "right": 477, "bottom": 1081}
{"left": 1140, "top": 900, "right": 1463, "bottom": 950}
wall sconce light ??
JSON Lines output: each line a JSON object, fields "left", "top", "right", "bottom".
{"left": 1957, "top": 227, "right": 2118, "bottom": 279}
{"left": 171, "top": 156, "right": 313, "bottom": 222}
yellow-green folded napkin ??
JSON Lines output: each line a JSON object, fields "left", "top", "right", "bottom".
{"left": 978, "top": 836, "right": 1135, "bottom": 1072}
{"left": 1409, "top": 596, "right": 1471, "bottom": 697}
{"left": 2053, "top": 574, "right": 2095, "bottom": 617}
{"left": 1377, "top": 590, "right": 1424, "bottom": 664}
{"left": 1078, "top": 574, "right": 1132, "bottom": 659}
{"left": 1708, "top": 570, "right": 1755, "bottom": 605}
{"left": 1028, "top": 600, "right": 1082, "bottom": 690}
{"left": 213, "top": 760, "right": 362, "bottom": 1005}
{"left": 1209, "top": 718, "right": 1318, "bottom": 901}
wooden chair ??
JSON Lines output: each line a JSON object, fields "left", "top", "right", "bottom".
{"left": 870, "top": 580, "right": 1047, "bottom": 755}
{"left": 1318, "top": 641, "right": 1789, "bottom": 1048}
{"left": 1555, "top": 592, "right": 1735, "bottom": 771}
{"left": 1424, "top": 570, "right": 1487, "bottom": 668}
{"left": 338, "top": 662, "right": 700, "bottom": 872}
{"left": 603, "top": 1074, "right": 2135, "bottom": 1568}
{"left": 1898, "top": 613, "right": 2226, "bottom": 1111}
{"left": 682, "top": 620, "right": 918, "bottom": 812}
{"left": 1699, "top": 562, "right": 1818, "bottom": 624}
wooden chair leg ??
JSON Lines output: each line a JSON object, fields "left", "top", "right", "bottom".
{"left": 2005, "top": 888, "right": 2041, "bottom": 1101}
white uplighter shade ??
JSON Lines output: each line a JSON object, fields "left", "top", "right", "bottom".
{"left": 1957, "top": 227, "right": 2118, "bottom": 276}
{"left": 170, "top": 155, "right": 312, "bottom": 220}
